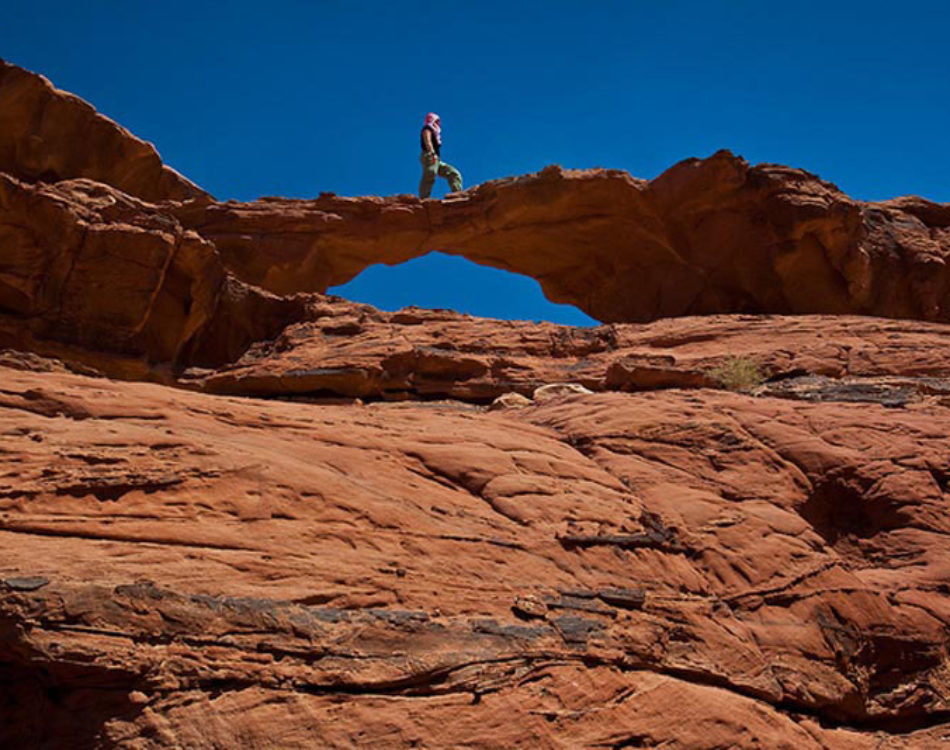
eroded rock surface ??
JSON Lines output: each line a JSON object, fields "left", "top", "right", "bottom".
{"left": 192, "top": 305, "right": 950, "bottom": 402}
{"left": 3, "top": 366, "right": 950, "bottom": 747}
{"left": 0, "top": 59, "right": 206, "bottom": 202}
{"left": 0, "top": 174, "right": 303, "bottom": 380}
{"left": 174, "top": 155, "right": 950, "bottom": 324}
{"left": 4, "top": 62, "right": 950, "bottom": 748}
{"left": 3, "top": 59, "right": 950, "bottom": 331}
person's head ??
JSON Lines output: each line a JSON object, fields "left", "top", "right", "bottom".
{"left": 425, "top": 112, "right": 441, "bottom": 129}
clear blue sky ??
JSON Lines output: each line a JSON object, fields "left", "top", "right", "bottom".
{"left": 5, "top": 1, "right": 948, "bottom": 326}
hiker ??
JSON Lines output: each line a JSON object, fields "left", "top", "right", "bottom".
{"left": 419, "top": 112, "right": 463, "bottom": 198}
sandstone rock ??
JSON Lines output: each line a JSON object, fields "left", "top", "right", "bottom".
{"left": 0, "top": 174, "right": 304, "bottom": 379}
{"left": 512, "top": 593, "right": 548, "bottom": 618}
{"left": 490, "top": 392, "right": 533, "bottom": 410}
{"left": 2, "top": 60, "right": 949, "bottom": 338}
{"left": 4, "top": 62, "right": 950, "bottom": 748}
{"left": 1, "top": 576, "right": 48, "bottom": 591}
{"left": 191, "top": 306, "right": 950, "bottom": 402}
{"left": 2, "top": 63, "right": 950, "bottom": 390}
{"left": 0, "top": 59, "right": 207, "bottom": 201}
{"left": 533, "top": 382, "right": 595, "bottom": 402}
{"left": 755, "top": 374, "right": 950, "bottom": 407}
{"left": 3, "top": 365, "right": 950, "bottom": 746}
{"left": 173, "top": 152, "right": 950, "bottom": 324}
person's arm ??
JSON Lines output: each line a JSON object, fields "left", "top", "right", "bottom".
{"left": 422, "top": 128, "right": 435, "bottom": 155}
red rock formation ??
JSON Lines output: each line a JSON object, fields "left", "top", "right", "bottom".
{"left": 4, "top": 63, "right": 950, "bottom": 748}
{"left": 0, "top": 174, "right": 302, "bottom": 380}
{"left": 3, "top": 363, "right": 950, "bottom": 747}
{"left": 6, "top": 166, "right": 950, "bottom": 392}
{"left": 175, "top": 155, "right": 950, "bottom": 324}
{"left": 192, "top": 305, "right": 950, "bottom": 401}
{"left": 5, "top": 59, "right": 949, "bottom": 327}
{"left": 0, "top": 59, "right": 206, "bottom": 202}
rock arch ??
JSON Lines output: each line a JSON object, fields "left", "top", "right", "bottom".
{"left": 329, "top": 252, "right": 596, "bottom": 326}
{"left": 174, "top": 153, "right": 950, "bottom": 325}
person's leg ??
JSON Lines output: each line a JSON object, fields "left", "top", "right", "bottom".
{"left": 438, "top": 161, "right": 463, "bottom": 192}
{"left": 418, "top": 153, "right": 439, "bottom": 198}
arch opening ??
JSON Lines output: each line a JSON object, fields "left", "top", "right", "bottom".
{"left": 329, "top": 252, "right": 597, "bottom": 327}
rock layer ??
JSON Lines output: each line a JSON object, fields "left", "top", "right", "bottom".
{"left": 0, "top": 174, "right": 302, "bottom": 380}
{"left": 0, "top": 59, "right": 206, "bottom": 202}
{"left": 3, "top": 364, "right": 950, "bottom": 747}
{"left": 192, "top": 305, "right": 950, "bottom": 402}
{"left": 4, "top": 63, "right": 950, "bottom": 748}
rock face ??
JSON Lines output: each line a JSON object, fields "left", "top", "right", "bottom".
{"left": 0, "top": 59, "right": 206, "bottom": 202}
{"left": 191, "top": 305, "right": 950, "bottom": 402}
{"left": 4, "top": 60, "right": 950, "bottom": 329}
{"left": 4, "top": 363, "right": 950, "bottom": 748}
{"left": 4, "top": 63, "right": 950, "bottom": 748}
{"left": 0, "top": 174, "right": 303, "bottom": 380}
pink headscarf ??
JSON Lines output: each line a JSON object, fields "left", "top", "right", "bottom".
{"left": 423, "top": 112, "right": 442, "bottom": 145}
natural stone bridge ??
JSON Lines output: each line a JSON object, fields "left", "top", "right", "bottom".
{"left": 172, "top": 151, "right": 950, "bottom": 324}
{"left": 2, "top": 56, "right": 950, "bottom": 380}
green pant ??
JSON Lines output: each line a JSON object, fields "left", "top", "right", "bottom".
{"left": 418, "top": 152, "right": 463, "bottom": 198}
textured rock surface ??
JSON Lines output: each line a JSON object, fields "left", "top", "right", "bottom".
{"left": 3, "top": 364, "right": 950, "bottom": 747}
{"left": 192, "top": 304, "right": 950, "bottom": 402}
{"left": 0, "top": 174, "right": 303, "bottom": 380}
{"left": 4, "top": 62, "right": 950, "bottom": 748}
{"left": 174, "top": 154, "right": 950, "bottom": 324}
{"left": 4, "top": 59, "right": 950, "bottom": 329}
{"left": 0, "top": 59, "right": 206, "bottom": 202}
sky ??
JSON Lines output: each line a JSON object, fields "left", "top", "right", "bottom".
{"left": 4, "top": 1, "right": 949, "bottom": 326}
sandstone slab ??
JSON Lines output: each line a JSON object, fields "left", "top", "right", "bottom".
{"left": 192, "top": 304, "right": 950, "bottom": 403}
{"left": 3, "top": 366, "right": 950, "bottom": 746}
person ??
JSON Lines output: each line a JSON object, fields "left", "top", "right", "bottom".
{"left": 418, "top": 112, "right": 463, "bottom": 198}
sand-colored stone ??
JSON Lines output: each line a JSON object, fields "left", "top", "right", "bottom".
{"left": 3, "top": 365, "right": 950, "bottom": 747}
{"left": 173, "top": 155, "right": 950, "bottom": 324}
{"left": 0, "top": 59, "right": 206, "bottom": 201}
{"left": 490, "top": 392, "right": 533, "bottom": 410}
{"left": 533, "top": 383, "right": 595, "bottom": 402}
{"left": 4, "top": 61, "right": 950, "bottom": 748}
